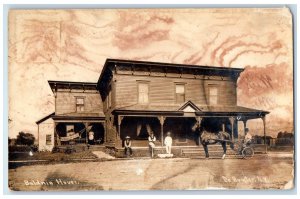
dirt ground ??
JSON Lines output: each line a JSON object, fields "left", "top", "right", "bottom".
{"left": 8, "top": 154, "right": 294, "bottom": 191}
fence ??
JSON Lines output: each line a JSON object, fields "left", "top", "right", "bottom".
{"left": 251, "top": 137, "right": 294, "bottom": 147}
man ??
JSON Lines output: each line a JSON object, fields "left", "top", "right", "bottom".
{"left": 88, "top": 130, "right": 95, "bottom": 145}
{"left": 124, "top": 136, "right": 132, "bottom": 157}
{"left": 244, "top": 128, "right": 252, "bottom": 147}
{"left": 148, "top": 132, "right": 156, "bottom": 158}
{"left": 164, "top": 132, "right": 173, "bottom": 154}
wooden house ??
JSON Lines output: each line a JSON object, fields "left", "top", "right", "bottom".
{"left": 97, "top": 59, "right": 269, "bottom": 151}
{"left": 37, "top": 59, "right": 269, "bottom": 154}
{"left": 36, "top": 81, "right": 105, "bottom": 151}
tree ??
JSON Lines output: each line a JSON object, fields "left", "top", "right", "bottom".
{"left": 16, "top": 132, "right": 35, "bottom": 146}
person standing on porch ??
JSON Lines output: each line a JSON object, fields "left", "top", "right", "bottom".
{"left": 124, "top": 136, "right": 132, "bottom": 157}
{"left": 164, "top": 132, "right": 173, "bottom": 154}
{"left": 148, "top": 132, "right": 156, "bottom": 158}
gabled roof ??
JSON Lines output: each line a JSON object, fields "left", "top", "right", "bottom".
{"left": 36, "top": 112, "right": 55, "bottom": 124}
{"left": 178, "top": 101, "right": 202, "bottom": 112}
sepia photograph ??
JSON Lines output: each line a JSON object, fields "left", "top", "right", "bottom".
{"left": 7, "top": 6, "right": 294, "bottom": 191}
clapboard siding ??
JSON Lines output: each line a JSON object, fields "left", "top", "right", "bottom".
{"left": 56, "top": 91, "right": 103, "bottom": 115}
{"left": 115, "top": 74, "right": 237, "bottom": 108}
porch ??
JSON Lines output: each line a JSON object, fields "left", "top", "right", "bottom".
{"left": 52, "top": 115, "right": 106, "bottom": 147}
{"left": 112, "top": 102, "right": 270, "bottom": 156}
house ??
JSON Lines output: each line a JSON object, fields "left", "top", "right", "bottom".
{"left": 97, "top": 59, "right": 269, "bottom": 153}
{"left": 36, "top": 81, "right": 105, "bottom": 151}
{"left": 37, "top": 59, "right": 269, "bottom": 153}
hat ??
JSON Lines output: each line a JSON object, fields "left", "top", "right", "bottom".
{"left": 167, "top": 132, "right": 171, "bottom": 135}
{"left": 125, "top": 136, "right": 130, "bottom": 139}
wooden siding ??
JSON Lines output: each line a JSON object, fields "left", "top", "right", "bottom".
{"left": 115, "top": 74, "right": 237, "bottom": 108}
{"left": 55, "top": 89, "right": 103, "bottom": 115}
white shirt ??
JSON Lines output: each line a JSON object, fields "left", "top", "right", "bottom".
{"left": 124, "top": 140, "right": 131, "bottom": 147}
{"left": 164, "top": 136, "right": 172, "bottom": 146}
{"left": 148, "top": 135, "right": 156, "bottom": 142}
{"left": 245, "top": 133, "right": 252, "bottom": 143}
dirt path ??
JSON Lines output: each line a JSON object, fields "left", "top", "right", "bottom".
{"left": 8, "top": 155, "right": 294, "bottom": 191}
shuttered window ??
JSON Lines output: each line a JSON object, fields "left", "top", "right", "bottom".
{"left": 138, "top": 82, "right": 149, "bottom": 104}
{"left": 76, "top": 97, "right": 84, "bottom": 112}
{"left": 209, "top": 86, "right": 218, "bottom": 105}
{"left": 175, "top": 84, "right": 185, "bottom": 103}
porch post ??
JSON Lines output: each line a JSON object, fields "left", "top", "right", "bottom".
{"left": 229, "top": 117, "right": 235, "bottom": 141}
{"left": 101, "top": 121, "right": 106, "bottom": 144}
{"left": 118, "top": 115, "right": 124, "bottom": 137}
{"left": 196, "top": 116, "right": 202, "bottom": 145}
{"left": 54, "top": 122, "right": 60, "bottom": 146}
{"left": 159, "top": 116, "right": 165, "bottom": 146}
{"left": 243, "top": 119, "right": 248, "bottom": 135}
{"left": 84, "top": 122, "right": 89, "bottom": 144}
{"left": 262, "top": 116, "right": 266, "bottom": 144}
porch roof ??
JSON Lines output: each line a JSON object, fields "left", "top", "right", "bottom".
{"left": 113, "top": 104, "right": 269, "bottom": 119}
{"left": 52, "top": 112, "right": 105, "bottom": 121}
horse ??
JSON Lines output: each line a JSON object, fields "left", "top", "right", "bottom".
{"left": 192, "top": 123, "right": 233, "bottom": 159}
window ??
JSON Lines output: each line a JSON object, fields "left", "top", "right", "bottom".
{"left": 175, "top": 84, "right": 185, "bottom": 103}
{"left": 138, "top": 82, "right": 149, "bottom": 104}
{"left": 209, "top": 86, "right": 218, "bottom": 105}
{"left": 76, "top": 97, "right": 84, "bottom": 112}
{"left": 46, "top": 134, "right": 52, "bottom": 145}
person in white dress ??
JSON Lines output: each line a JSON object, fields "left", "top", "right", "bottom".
{"left": 164, "top": 132, "right": 173, "bottom": 154}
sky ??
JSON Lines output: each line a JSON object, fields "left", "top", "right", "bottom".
{"left": 8, "top": 8, "right": 293, "bottom": 138}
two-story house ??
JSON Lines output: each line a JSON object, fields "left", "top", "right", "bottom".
{"left": 37, "top": 59, "right": 269, "bottom": 154}
{"left": 36, "top": 81, "right": 105, "bottom": 151}
{"left": 97, "top": 59, "right": 269, "bottom": 153}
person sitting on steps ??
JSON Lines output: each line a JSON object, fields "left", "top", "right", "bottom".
{"left": 124, "top": 136, "right": 132, "bottom": 157}
{"left": 148, "top": 132, "right": 156, "bottom": 158}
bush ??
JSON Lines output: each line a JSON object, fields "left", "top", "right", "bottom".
{"left": 30, "top": 144, "right": 38, "bottom": 152}
{"left": 16, "top": 132, "right": 35, "bottom": 146}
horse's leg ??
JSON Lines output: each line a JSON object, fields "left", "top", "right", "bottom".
{"left": 221, "top": 142, "right": 227, "bottom": 159}
{"left": 203, "top": 143, "right": 209, "bottom": 158}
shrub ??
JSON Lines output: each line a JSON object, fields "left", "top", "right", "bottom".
{"left": 16, "top": 132, "right": 35, "bottom": 146}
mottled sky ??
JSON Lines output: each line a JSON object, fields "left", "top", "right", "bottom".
{"left": 8, "top": 8, "right": 293, "bottom": 138}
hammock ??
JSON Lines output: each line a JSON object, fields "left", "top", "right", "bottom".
{"left": 56, "top": 125, "right": 93, "bottom": 142}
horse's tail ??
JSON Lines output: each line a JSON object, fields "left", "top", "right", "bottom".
{"left": 220, "top": 131, "right": 234, "bottom": 149}
{"left": 221, "top": 131, "right": 231, "bottom": 140}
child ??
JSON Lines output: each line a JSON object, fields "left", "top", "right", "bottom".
{"left": 164, "top": 132, "right": 173, "bottom": 154}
